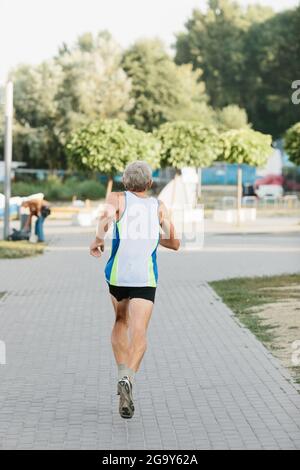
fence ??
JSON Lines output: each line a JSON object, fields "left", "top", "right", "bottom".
{"left": 218, "top": 194, "right": 299, "bottom": 210}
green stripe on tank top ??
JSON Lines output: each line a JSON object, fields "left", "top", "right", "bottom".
{"left": 148, "top": 256, "right": 156, "bottom": 287}
{"left": 110, "top": 220, "right": 121, "bottom": 285}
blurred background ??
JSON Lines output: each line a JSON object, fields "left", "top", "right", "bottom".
{"left": 1, "top": 0, "right": 300, "bottom": 444}
{"left": 0, "top": 0, "right": 300, "bottom": 234}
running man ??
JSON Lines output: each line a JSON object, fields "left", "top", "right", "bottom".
{"left": 90, "top": 161, "right": 180, "bottom": 419}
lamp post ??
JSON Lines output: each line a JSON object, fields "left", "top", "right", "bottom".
{"left": 236, "top": 164, "right": 242, "bottom": 226}
{"left": 3, "top": 81, "right": 13, "bottom": 240}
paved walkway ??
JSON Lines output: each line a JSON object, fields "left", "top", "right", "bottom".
{"left": 0, "top": 230, "right": 300, "bottom": 449}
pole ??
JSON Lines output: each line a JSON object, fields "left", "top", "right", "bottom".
{"left": 106, "top": 175, "right": 113, "bottom": 197}
{"left": 3, "top": 81, "right": 13, "bottom": 240}
{"left": 197, "top": 167, "right": 202, "bottom": 204}
{"left": 237, "top": 164, "right": 242, "bottom": 226}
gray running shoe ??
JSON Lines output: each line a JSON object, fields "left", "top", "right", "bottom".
{"left": 118, "top": 376, "right": 134, "bottom": 419}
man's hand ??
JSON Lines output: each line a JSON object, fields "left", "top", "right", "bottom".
{"left": 90, "top": 238, "right": 104, "bottom": 258}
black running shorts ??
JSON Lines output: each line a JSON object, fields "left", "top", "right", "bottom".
{"left": 107, "top": 283, "right": 156, "bottom": 303}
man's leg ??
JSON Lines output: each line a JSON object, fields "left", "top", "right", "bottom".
{"left": 110, "top": 295, "right": 130, "bottom": 367}
{"left": 127, "top": 298, "right": 153, "bottom": 374}
{"left": 117, "top": 298, "right": 153, "bottom": 419}
{"left": 35, "top": 216, "right": 45, "bottom": 242}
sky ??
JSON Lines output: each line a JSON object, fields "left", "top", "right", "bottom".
{"left": 0, "top": 0, "right": 299, "bottom": 85}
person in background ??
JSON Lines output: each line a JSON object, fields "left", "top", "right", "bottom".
{"left": 22, "top": 197, "right": 51, "bottom": 242}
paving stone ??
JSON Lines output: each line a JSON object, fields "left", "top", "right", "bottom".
{"left": 0, "top": 230, "right": 299, "bottom": 449}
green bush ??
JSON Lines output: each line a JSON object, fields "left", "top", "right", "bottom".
{"left": 45, "top": 179, "right": 74, "bottom": 200}
{"left": 10, "top": 181, "right": 45, "bottom": 197}
{"left": 284, "top": 122, "right": 300, "bottom": 166}
{"left": 75, "top": 180, "right": 106, "bottom": 199}
{"left": 1, "top": 177, "right": 106, "bottom": 201}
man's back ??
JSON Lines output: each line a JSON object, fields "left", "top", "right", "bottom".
{"left": 105, "top": 191, "right": 160, "bottom": 287}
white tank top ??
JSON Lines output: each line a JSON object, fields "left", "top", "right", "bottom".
{"left": 105, "top": 191, "right": 160, "bottom": 287}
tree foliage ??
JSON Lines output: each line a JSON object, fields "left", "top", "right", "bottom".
{"left": 66, "top": 119, "right": 160, "bottom": 175}
{"left": 5, "top": 3, "right": 298, "bottom": 171}
{"left": 5, "top": 32, "right": 135, "bottom": 169}
{"left": 220, "top": 128, "right": 272, "bottom": 166}
{"left": 55, "top": 31, "right": 134, "bottom": 144}
{"left": 216, "top": 105, "right": 249, "bottom": 131}
{"left": 9, "top": 61, "right": 64, "bottom": 168}
{"left": 284, "top": 122, "right": 300, "bottom": 166}
{"left": 175, "top": 0, "right": 273, "bottom": 108}
{"left": 175, "top": 0, "right": 299, "bottom": 137}
{"left": 155, "top": 121, "right": 222, "bottom": 169}
{"left": 122, "top": 39, "right": 209, "bottom": 131}
{"left": 244, "top": 7, "right": 300, "bottom": 137}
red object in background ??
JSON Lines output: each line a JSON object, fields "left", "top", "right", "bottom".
{"left": 255, "top": 174, "right": 284, "bottom": 187}
{"left": 284, "top": 180, "right": 300, "bottom": 191}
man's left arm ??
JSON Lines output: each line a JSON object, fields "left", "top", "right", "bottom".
{"left": 90, "top": 192, "right": 118, "bottom": 258}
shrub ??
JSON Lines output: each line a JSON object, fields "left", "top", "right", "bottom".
{"left": 75, "top": 180, "right": 106, "bottom": 200}
{"left": 284, "top": 122, "right": 300, "bottom": 166}
{"left": 1, "top": 177, "right": 106, "bottom": 201}
{"left": 10, "top": 181, "right": 45, "bottom": 197}
{"left": 45, "top": 182, "right": 74, "bottom": 201}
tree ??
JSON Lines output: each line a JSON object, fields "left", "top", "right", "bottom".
{"left": 216, "top": 105, "right": 249, "bottom": 131}
{"left": 155, "top": 121, "right": 222, "bottom": 169}
{"left": 175, "top": 0, "right": 273, "bottom": 109}
{"left": 175, "top": 0, "right": 300, "bottom": 138}
{"left": 66, "top": 119, "right": 160, "bottom": 195}
{"left": 220, "top": 128, "right": 272, "bottom": 166}
{"left": 6, "top": 32, "right": 135, "bottom": 169}
{"left": 55, "top": 32, "right": 134, "bottom": 144}
{"left": 219, "top": 128, "right": 272, "bottom": 223}
{"left": 155, "top": 121, "right": 222, "bottom": 208}
{"left": 244, "top": 6, "right": 300, "bottom": 137}
{"left": 122, "top": 39, "right": 209, "bottom": 132}
{"left": 162, "top": 64, "right": 214, "bottom": 124}
{"left": 284, "top": 122, "right": 300, "bottom": 166}
{"left": 9, "top": 61, "right": 64, "bottom": 168}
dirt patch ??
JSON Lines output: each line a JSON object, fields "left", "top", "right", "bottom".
{"left": 249, "top": 298, "right": 300, "bottom": 373}
{"left": 259, "top": 285, "right": 300, "bottom": 292}
{"left": 210, "top": 274, "right": 300, "bottom": 385}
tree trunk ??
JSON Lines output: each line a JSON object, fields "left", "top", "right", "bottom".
{"left": 196, "top": 167, "right": 202, "bottom": 206}
{"left": 171, "top": 169, "right": 181, "bottom": 203}
{"left": 106, "top": 175, "right": 113, "bottom": 198}
{"left": 237, "top": 165, "right": 242, "bottom": 226}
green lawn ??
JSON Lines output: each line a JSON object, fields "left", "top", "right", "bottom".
{"left": 210, "top": 274, "right": 300, "bottom": 385}
{"left": 0, "top": 241, "right": 44, "bottom": 259}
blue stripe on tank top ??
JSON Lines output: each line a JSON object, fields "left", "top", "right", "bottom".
{"left": 150, "top": 198, "right": 160, "bottom": 284}
{"left": 151, "top": 240, "right": 159, "bottom": 283}
{"left": 105, "top": 223, "right": 120, "bottom": 282}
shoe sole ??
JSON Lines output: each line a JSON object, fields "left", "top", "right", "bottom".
{"left": 118, "top": 379, "right": 134, "bottom": 419}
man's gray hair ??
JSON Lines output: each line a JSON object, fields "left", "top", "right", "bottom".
{"left": 122, "top": 161, "right": 153, "bottom": 192}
